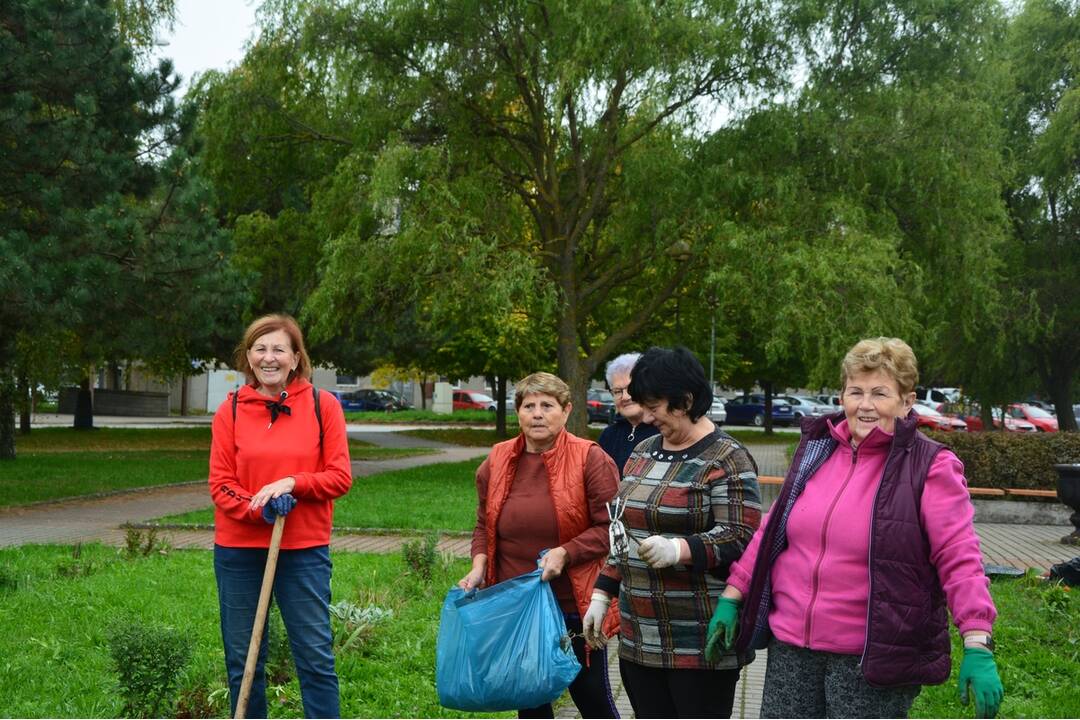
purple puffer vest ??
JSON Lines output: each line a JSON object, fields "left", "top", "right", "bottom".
{"left": 737, "top": 411, "right": 951, "bottom": 687}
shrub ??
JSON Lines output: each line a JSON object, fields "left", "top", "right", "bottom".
{"left": 402, "top": 533, "right": 440, "bottom": 582}
{"left": 924, "top": 431, "right": 1080, "bottom": 490}
{"left": 107, "top": 621, "right": 193, "bottom": 718}
{"left": 328, "top": 600, "right": 393, "bottom": 653}
{"left": 123, "top": 526, "right": 168, "bottom": 558}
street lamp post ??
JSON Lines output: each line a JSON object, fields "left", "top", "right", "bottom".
{"left": 707, "top": 292, "right": 718, "bottom": 390}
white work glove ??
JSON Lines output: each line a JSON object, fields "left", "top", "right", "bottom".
{"left": 638, "top": 535, "right": 682, "bottom": 568}
{"left": 582, "top": 590, "right": 612, "bottom": 649}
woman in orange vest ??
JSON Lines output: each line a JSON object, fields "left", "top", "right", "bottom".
{"left": 459, "top": 372, "right": 622, "bottom": 718}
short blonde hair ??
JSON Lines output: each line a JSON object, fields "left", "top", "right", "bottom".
{"left": 514, "top": 372, "right": 571, "bottom": 410}
{"left": 234, "top": 313, "right": 313, "bottom": 385}
{"left": 841, "top": 337, "right": 919, "bottom": 395}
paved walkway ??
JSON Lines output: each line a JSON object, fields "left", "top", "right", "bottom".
{"left": 2, "top": 439, "right": 1075, "bottom": 719}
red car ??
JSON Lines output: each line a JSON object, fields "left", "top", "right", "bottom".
{"left": 911, "top": 403, "right": 967, "bottom": 432}
{"left": 1007, "top": 404, "right": 1058, "bottom": 432}
{"left": 960, "top": 408, "right": 1037, "bottom": 433}
{"left": 452, "top": 390, "right": 497, "bottom": 411}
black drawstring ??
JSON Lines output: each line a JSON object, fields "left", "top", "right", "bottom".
{"left": 265, "top": 391, "right": 291, "bottom": 428}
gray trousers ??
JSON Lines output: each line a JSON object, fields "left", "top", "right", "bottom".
{"left": 761, "top": 638, "right": 921, "bottom": 719}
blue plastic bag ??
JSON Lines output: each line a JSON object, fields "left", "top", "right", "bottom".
{"left": 435, "top": 568, "right": 582, "bottom": 711}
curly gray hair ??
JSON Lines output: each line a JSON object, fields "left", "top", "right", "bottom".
{"left": 605, "top": 352, "right": 642, "bottom": 387}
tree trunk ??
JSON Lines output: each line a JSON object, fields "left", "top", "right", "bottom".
{"left": 494, "top": 375, "right": 508, "bottom": 438}
{"left": 74, "top": 376, "right": 94, "bottom": 430}
{"left": 17, "top": 371, "right": 31, "bottom": 435}
{"left": 0, "top": 379, "right": 15, "bottom": 460}
{"left": 762, "top": 380, "right": 774, "bottom": 435}
{"left": 180, "top": 375, "right": 189, "bottom": 416}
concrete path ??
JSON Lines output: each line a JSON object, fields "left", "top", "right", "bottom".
{"left": 0, "top": 446, "right": 487, "bottom": 549}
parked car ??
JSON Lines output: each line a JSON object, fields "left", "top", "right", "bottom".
{"left": 815, "top": 394, "right": 842, "bottom": 407}
{"left": 724, "top": 394, "right": 796, "bottom": 427}
{"left": 1007, "top": 403, "right": 1058, "bottom": 432}
{"left": 335, "top": 388, "right": 411, "bottom": 412}
{"left": 960, "top": 407, "right": 1037, "bottom": 433}
{"left": 911, "top": 403, "right": 967, "bottom": 432}
{"left": 780, "top": 395, "right": 834, "bottom": 419}
{"left": 586, "top": 388, "right": 616, "bottom": 424}
{"left": 453, "top": 390, "right": 497, "bottom": 411}
{"left": 708, "top": 397, "right": 727, "bottom": 425}
{"left": 914, "top": 386, "right": 961, "bottom": 411}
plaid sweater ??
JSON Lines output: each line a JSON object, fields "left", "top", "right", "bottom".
{"left": 595, "top": 428, "right": 761, "bottom": 670}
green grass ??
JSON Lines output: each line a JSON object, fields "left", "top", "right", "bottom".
{"left": 15, "top": 426, "right": 214, "bottom": 452}
{"left": 157, "top": 459, "right": 483, "bottom": 531}
{"left": 0, "top": 548, "right": 1075, "bottom": 718}
{"left": 348, "top": 445, "right": 440, "bottom": 461}
{"left": 0, "top": 544, "right": 510, "bottom": 718}
{"left": 4, "top": 428, "right": 434, "bottom": 506}
{"left": 398, "top": 427, "right": 603, "bottom": 446}
{"left": 344, "top": 409, "right": 512, "bottom": 424}
{"left": 0, "top": 451, "right": 210, "bottom": 506}
{"left": 910, "top": 572, "right": 1080, "bottom": 718}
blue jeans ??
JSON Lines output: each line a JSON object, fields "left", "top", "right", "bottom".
{"left": 214, "top": 545, "right": 339, "bottom": 719}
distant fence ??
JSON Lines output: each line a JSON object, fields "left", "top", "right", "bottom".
{"left": 58, "top": 388, "right": 170, "bottom": 417}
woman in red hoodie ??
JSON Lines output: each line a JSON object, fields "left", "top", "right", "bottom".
{"left": 209, "top": 314, "right": 352, "bottom": 719}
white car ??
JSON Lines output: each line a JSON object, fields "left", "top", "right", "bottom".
{"left": 781, "top": 395, "right": 834, "bottom": 419}
{"left": 708, "top": 397, "right": 727, "bottom": 425}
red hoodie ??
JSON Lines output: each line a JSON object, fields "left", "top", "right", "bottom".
{"left": 209, "top": 378, "right": 352, "bottom": 549}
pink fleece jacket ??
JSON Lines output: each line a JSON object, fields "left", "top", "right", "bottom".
{"left": 728, "top": 419, "right": 995, "bottom": 654}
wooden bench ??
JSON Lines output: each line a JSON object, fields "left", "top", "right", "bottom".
{"left": 756, "top": 477, "right": 1055, "bottom": 501}
{"left": 968, "top": 487, "right": 1006, "bottom": 497}
{"left": 1003, "top": 488, "right": 1058, "bottom": 499}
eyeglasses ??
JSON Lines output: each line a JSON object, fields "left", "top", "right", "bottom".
{"left": 844, "top": 388, "right": 899, "bottom": 404}
{"left": 610, "top": 386, "right": 629, "bottom": 398}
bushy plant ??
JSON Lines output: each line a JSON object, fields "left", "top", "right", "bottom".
{"left": 107, "top": 621, "right": 193, "bottom": 717}
{"left": 174, "top": 675, "right": 230, "bottom": 719}
{"left": 123, "top": 526, "right": 169, "bottom": 558}
{"left": 329, "top": 600, "right": 393, "bottom": 653}
{"left": 402, "top": 532, "right": 441, "bottom": 582}
{"left": 55, "top": 543, "right": 101, "bottom": 578}
{"left": 924, "top": 431, "right": 1080, "bottom": 490}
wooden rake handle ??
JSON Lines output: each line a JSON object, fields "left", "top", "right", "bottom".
{"left": 234, "top": 514, "right": 286, "bottom": 720}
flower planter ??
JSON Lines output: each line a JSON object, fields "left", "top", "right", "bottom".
{"left": 1054, "top": 463, "right": 1080, "bottom": 545}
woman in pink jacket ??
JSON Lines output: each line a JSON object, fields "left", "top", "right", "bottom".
{"left": 705, "top": 337, "right": 1004, "bottom": 718}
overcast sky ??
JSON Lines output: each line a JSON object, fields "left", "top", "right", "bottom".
{"left": 151, "top": 0, "right": 259, "bottom": 94}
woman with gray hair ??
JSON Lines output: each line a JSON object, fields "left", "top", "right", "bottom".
{"left": 459, "top": 372, "right": 622, "bottom": 718}
{"left": 708, "top": 337, "right": 1003, "bottom": 718}
{"left": 598, "top": 353, "right": 659, "bottom": 477}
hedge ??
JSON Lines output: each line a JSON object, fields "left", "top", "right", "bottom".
{"left": 923, "top": 431, "right": 1080, "bottom": 490}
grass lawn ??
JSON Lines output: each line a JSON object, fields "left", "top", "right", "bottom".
{"left": 0, "top": 544, "right": 510, "bottom": 718}
{"left": 4, "top": 428, "right": 434, "bottom": 507}
{"left": 0, "top": 546, "right": 1075, "bottom": 718}
{"left": 157, "top": 459, "right": 483, "bottom": 531}
{"left": 397, "top": 426, "right": 795, "bottom": 448}
{"left": 397, "top": 427, "right": 603, "bottom": 446}
{"left": 0, "top": 451, "right": 210, "bottom": 506}
{"left": 910, "top": 571, "right": 1080, "bottom": 718}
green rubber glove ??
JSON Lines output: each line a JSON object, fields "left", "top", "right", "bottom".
{"left": 705, "top": 597, "right": 740, "bottom": 663}
{"left": 958, "top": 646, "right": 1003, "bottom": 718}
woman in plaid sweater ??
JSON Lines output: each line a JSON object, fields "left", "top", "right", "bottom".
{"left": 583, "top": 347, "right": 762, "bottom": 718}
